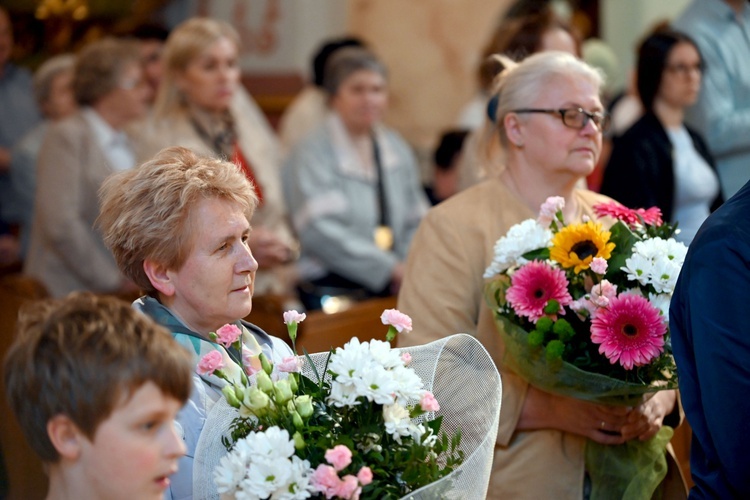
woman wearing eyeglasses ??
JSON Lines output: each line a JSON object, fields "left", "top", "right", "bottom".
{"left": 397, "top": 51, "right": 686, "bottom": 499}
{"left": 601, "top": 30, "right": 722, "bottom": 245}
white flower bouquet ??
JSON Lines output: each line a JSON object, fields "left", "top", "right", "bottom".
{"left": 193, "top": 310, "right": 502, "bottom": 499}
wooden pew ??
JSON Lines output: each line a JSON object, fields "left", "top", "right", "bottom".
{"left": 0, "top": 274, "right": 49, "bottom": 500}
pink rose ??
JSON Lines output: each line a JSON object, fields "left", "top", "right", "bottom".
{"left": 570, "top": 297, "right": 597, "bottom": 318}
{"left": 400, "top": 352, "right": 412, "bottom": 366}
{"left": 538, "top": 196, "right": 565, "bottom": 226}
{"left": 590, "top": 280, "right": 617, "bottom": 308}
{"left": 325, "top": 444, "right": 352, "bottom": 471}
{"left": 420, "top": 391, "right": 440, "bottom": 412}
{"left": 277, "top": 355, "right": 302, "bottom": 373}
{"left": 311, "top": 464, "right": 340, "bottom": 497}
{"left": 590, "top": 257, "right": 608, "bottom": 275}
{"left": 334, "top": 475, "right": 360, "bottom": 500}
{"left": 380, "top": 309, "right": 412, "bottom": 333}
{"left": 283, "top": 310, "right": 307, "bottom": 325}
{"left": 196, "top": 350, "right": 224, "bottom": 375}
{"left": 357, "top": 466, "right": 373, "bottom": 486}
{"left": 215, "top": 324, "right": 242, "bottom": 347}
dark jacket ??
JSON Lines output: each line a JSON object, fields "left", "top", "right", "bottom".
{"left": 600, "top": 112, "right": 723, "bottom": 222}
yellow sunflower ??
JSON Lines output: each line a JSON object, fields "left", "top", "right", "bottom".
{"left": 550, "top": 221, "right": 615, "bottom": 273}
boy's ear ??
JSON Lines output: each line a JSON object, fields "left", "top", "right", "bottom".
{"left": 47, "top": 415, "right": 84, "bottom": 460}
{"left": 143, "top": 259, "right": 175, "bottom": 297}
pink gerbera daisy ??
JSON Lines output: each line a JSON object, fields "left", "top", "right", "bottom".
{"left": 593, "top": 202, "right": 663, "bottom": 228}
{"left": 590, "top": 294, "right": 666, "bottom": 369}
{"left": 506, "top": 261, "right": 572, "bottom": 322}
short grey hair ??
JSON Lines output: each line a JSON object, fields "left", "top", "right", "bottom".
{"left": 33, "top": 54, "right": 76, "bottom": 108}
{"left": 73, "top": 37, "right": 140, "bottom": 106}
{"left": 322, "top": 47, "right": 387, "bottom": 97}
{"left": 491, "top": 51, "right": 603, "bottom": 147}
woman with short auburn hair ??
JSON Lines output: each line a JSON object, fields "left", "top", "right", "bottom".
{"left": 98, "top": 146, "right": 293, "bottom": 499}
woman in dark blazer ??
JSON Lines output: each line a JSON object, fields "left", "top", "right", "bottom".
{"left": 600, "top": 30, "right": 722, "bottom": 245}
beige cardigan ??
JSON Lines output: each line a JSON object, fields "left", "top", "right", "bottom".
{"left": 397, "top": 177, "right": 686, "bottom": 499}
{"left": 24, "top": 112, "right": 124, "bottom": 297}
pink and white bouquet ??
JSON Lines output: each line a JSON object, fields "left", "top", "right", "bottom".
{"left": 484, "top": 197, "right": 682, "bottom": 398}
{"left": 199, "top": 310, "right": 464, "bottom": 500}
{"left": 483, "top": 197, "right": 685, "bottom": 499}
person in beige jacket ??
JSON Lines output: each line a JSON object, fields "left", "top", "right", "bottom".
{"left": 25, "top": 38, "right": 149, "bottom": 297}
{"left": 134, "top": 18, "right": 297, "bottom": 304}
{"left": 397, "top": 51, "right": 686, "bottom": 499}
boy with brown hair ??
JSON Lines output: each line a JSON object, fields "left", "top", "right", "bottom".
{"left": 3, "top": 293, "right": 193, "bottom": 499}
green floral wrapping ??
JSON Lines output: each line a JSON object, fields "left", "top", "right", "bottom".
{"left": 586, "top": 426, "right": 673, "bottom": 500}
{"left": 492, "top": 314, "right": 677, "bottom": 406}
{"left": 486, "top": 284, "right": 678, "bottom": 499}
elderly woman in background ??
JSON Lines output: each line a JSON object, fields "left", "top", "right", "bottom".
{"left": 282, "top": 47, "right": 429, "bottom": 311}
{"left": 0, "top": 54, "right": 77, "bottom": 258}
{"left": 397, "top": 51, "right": 685, "bottom": 499}
{"left": 25, "top": 38, "right": 149, "bottom": 297}
{"left": 98, "top": 147, "right": 293, "bottom": 500}
{"left": 601, "top": 30, "right": 722, "bottom": 245}
{"left": 136, "top": 17, "right": 297, "bottom": 305}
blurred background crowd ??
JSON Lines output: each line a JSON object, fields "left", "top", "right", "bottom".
{"left": 1, "top": 0, "right": 749, "bottom": 496}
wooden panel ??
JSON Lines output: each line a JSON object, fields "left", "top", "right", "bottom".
{"left": 0, "top": 274, "right": 49, "bottom": 500}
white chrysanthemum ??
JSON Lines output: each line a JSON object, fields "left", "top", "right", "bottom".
{"left": 246, "top": 458, "right": 293, "bottom": 499}
{"left": 621, "top": 253, "right": 654, "bottom": 286}
{"left": 269, "top": 456, "right": 314, "bottom": 500}
{"left": 390, "top": 365, "right": 425, "bottom": 405}
{"left": 649, "top": 259, "right": 681, "bottom": 294}
{"left": 484, "top": 219, "right": 553, "bottom": 277}
{"left": 623, "top": 237, "right": 687, "bottom": 293}
{"left": 352, "top": 364, "right": 397, "bottom": 405}
{"left": 328, "top": 380, "right": 361, "bottom": 407}
{"left": 327, "top": 338, "right": 375, "bottom": 384}
{"left": 649, "top": 292, "right": 671, "bottom": 322}
{"left": 663, "top": 238, "right": 687, "bottom": 264}
{"left": 368, "top": 339, "right": 402, "bottom": 369}
{"left": 248, "top": 427, "right": 295, "bottom": 461}
{"left": 214, "top": 450, "right": 250, "bottom": 494}
{"left": 383, "top": 403, "right": 416, "bottom": 443}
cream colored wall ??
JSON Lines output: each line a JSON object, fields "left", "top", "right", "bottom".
{"left": 600, "top": 0, "right": 692, "bottom": 92}
{"left": 347, "top": 0, "right": 512, "bottom": 154}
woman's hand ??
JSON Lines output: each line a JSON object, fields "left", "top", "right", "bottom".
{"left": 620, "top": 390, "right": 677, "bottom": 442}
{"left": 249, "top": 227, "right": 294, "bottom": 269}
{"left": 519, "top": 385, "right": 629, "bottom": 445}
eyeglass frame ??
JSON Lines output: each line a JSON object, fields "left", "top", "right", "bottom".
{"left": 664, "top": 62, "right": 704, "bottom": 77}
{"left": 511, "top": 107, "right": 611, "bottom": 133}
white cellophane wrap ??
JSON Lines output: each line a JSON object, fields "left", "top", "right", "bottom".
{"left": 193, "top": 333, "right": 502, "bottom": 499}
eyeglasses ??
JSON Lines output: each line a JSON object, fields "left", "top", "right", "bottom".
{"left": 665, "top": 62, "right": 704, "bottom": 77}
{"left": 512, "top": 108, "right": 611, "bottom": 133}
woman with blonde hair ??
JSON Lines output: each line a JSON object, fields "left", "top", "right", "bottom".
{"left": 136, "top": 17, "right": 298, "bottom": 306}
{"left": 398, "top": 51, "right": 687, "bottom": 499}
